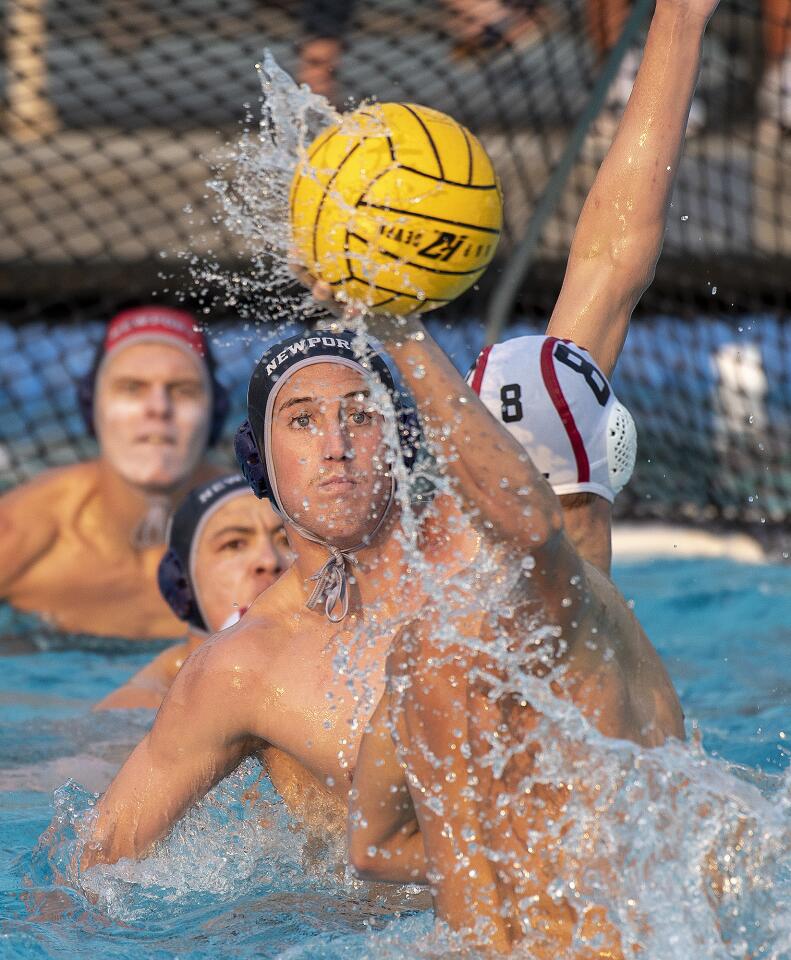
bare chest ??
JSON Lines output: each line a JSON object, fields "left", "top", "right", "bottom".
{"left": 9, "top": 527, "right": 179, "bottom": 638}
{"left": 253, "top": 621, "right": 393, "bottom": 792}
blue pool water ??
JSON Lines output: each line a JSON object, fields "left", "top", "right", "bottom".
{"left": 0, "top": 557, "right": 789, "bottom": 959}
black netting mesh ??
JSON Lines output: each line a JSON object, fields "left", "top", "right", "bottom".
{"left": 1, "top": 0, "right": 789, "bottom": 545}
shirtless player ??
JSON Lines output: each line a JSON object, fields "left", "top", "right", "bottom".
{"left": 0, "top": 307, "right": 227, "bottom": 640}
{"left": 348, "top": 1, "right": 720, "bottom": 952}
{"left": 95, "top": 474, "right": 291, "bottom": 710}
{"left": 78, "top": 0, "right": 709, "bottom": 870}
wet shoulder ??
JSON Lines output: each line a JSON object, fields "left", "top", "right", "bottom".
{"left": 179, "top": 610, "right": 290, "bottom": 687}
{"left": 0, "top": 460, "right": 99, "bottom": 517}
{"left": 0, "top": 464, "right": 100, "bottom": 579}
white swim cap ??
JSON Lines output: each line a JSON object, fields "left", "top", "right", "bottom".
{"left": 467, "top": 335, "right": 637, "bottom": 503}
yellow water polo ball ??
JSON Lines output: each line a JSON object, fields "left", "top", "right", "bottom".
{"left": 289, "top": 102, "right": 503, "bottom": 315}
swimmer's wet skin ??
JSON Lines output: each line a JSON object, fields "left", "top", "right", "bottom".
{"left": 0, "top": 307, "right": 227, "bottom": 640}
{"left": 348, "top": 0, "right": 722, "bottom": 951}
{"left": 77, "top": 2, "right": 711, "bottom": 948}
{"left": 347, "top": 311, "right": 683, "bottom": 950}
{"left": 94, "top": 474, "right": 291, "bottom": 711}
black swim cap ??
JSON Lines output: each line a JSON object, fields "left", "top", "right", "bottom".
{"left": 233, "top": 329, "right": 423, "bottom": 622}
{"left": 157, "top": 473, "right": 250, "bottom": 633}
{"left": 235, "top": 329, "right": 422, "bottom": 503}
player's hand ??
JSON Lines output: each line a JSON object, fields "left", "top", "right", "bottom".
{"left": 291, "top": 263, "right": 424, "bottom": 343}
{"left": 656, "top": 0, "right": 720, "bottom": 26}
{"left": 291, "top": 263, "right": 350, "bottom": 320}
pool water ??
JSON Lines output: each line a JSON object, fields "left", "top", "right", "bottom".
{"left": 0, "top": 557, "right": 789, "bottom": 959}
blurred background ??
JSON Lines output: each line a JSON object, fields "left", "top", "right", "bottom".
{"left": 1, "top": 0, "right": 789, "bottom": 551}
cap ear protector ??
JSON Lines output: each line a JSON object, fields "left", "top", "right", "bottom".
{"left": 157, "top": 547, "right": 202, "bottom": 628}
{"left": 236, "top": 330, "right": 423, "bottom": 501}
{"left": 76, "top": 336, "right": 230, "bottom": 447}
{"left": 234, "top": 418, "right": 269, "bottom": 500}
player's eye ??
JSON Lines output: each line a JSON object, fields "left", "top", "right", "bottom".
{"left": 219, "top": 537, "right": 246, "bottom": 552}
{"left": 115, "top": 379, "right": 145, "bottom": 394}
{"left": 171, "top": 382, "right": 203, "bottom": 400}
{"left": 349, "top": 409, "right": 372, "bottom": 426}
{"left": 290, "top": 412, "right": 312, "bottom": 429}
{"left": 272, "top": 527, "right": 289, "bottom": 547}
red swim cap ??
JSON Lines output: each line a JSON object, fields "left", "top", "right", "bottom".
{"left": 102, "top": 306, "right": 207, "bottom": 360}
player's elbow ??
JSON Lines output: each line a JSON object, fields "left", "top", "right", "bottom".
{"left": 347, "top": 832, "right": 391, "bottom": 881}
{"left": 348, "top": 817, "right": 423, "bottom": 883}
{"left": 508, "top": 485, "right": 565, "bottom": 555}
{"left": 468, "top": 465, "right": 564, "bottom": 553}
{"left": 609, "top": 232, "right": 662, "bottom": 304}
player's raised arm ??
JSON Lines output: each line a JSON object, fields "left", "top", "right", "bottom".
{"left": 79, "top": 632, "right": 259, "bottom": 869}
{"left": 360, "top": 313, "right": 567, "bottom": 559}
{"left": 546, "top": 0, "right": 721, "bottom": 376}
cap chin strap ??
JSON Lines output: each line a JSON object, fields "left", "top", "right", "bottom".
{"left": 131, "top": 494, "right": 171, "bottom": 550}
{"left": 305, "top": 544, "right": 359, "bottom": 623}
{"left": 278, "top": 477, "right": 395, "bottom": 623}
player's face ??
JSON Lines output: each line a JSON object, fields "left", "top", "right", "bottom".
{"left": 95, "top": 343, "right": 211, "bottom": 492}
{"left": 193, "top": 494, "right": 291, "bottom": 632}
{"left": 270, "top": 363, "right": 392, "bottom": 549}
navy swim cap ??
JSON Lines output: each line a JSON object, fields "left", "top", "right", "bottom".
{"left": 157, "top": 473, "right": 250, "bottom": 633}
{"left": 234, "top": 329, "right": 422, "bottom": 503}
{"left": 233, "top": 329, "right": 423, "bottom": 622}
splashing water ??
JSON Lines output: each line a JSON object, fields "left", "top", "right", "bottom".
{"left": 378, "top": 552, "right": 791, "bottom": 958}
{"left": 30, "top": 761, "right": 432, "bottom": 952}
{"left": 190, "top": 56, "right": 791, "bottom": 952}
{"left": 189, "top": 52, "right": 441, "bottom": 329}
{"left": 186, "top": 51, "right": 339, "bottom": 328}
{"left": 16, "top": 55, "right": 790, "bottom": 960}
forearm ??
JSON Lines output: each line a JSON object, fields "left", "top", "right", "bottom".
{"left": 579, "top": 3, "right": 708, "bottom": 264}
{"left": 373, "top": 318, "right": 563, "bottom": 549}
{"left": 81, "top": 728, "right": 239, "bottom": 868}
{"left": 80, "top": 739, "right": 182, "bottom": 867}
{"left": 351, "top": 819, "right": 428, "bottom": 884}
{"left": 549, "top": 1, "right": 711, "bottom": 372}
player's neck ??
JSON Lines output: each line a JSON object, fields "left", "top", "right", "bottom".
{"left": 288, "top": 503, "right": 415, "bottom": 618}
{"left": 92, "top": 459, "right": 187, "bottom": 547}
{"left": 183, "top": 630, "right": 205, "bottom": 658}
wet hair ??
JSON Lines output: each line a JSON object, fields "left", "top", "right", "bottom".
{"left": 157, "top": 474, "right": 250, "bottom": 633}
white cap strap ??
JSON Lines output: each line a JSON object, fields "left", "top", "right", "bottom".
{"left": 306, "top": 545, "right": 359, "bottom": 622}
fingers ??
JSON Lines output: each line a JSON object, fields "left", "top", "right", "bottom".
{"left": 289, "top": 259, "right": 349, "bottom": 318}
{"left": 289, "top": 262, "right": 314, "bottom": 289}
